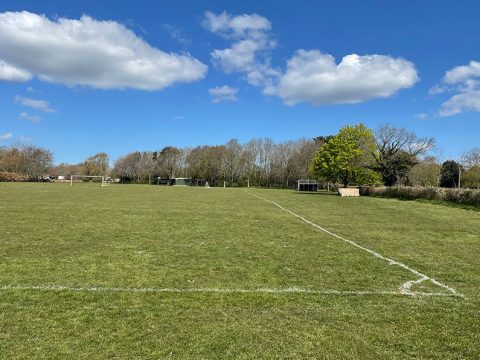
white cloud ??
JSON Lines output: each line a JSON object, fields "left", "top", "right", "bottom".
{"left": 432, "top": 60, "right": 480, "bottom": 117}
{"left": 203, "top": 11, "right": 270, "bottom": 39}
{"left": 267, "top": 50, "right": 419, "bottom": 106}
{"left": 0, "top": 11, "right": 207, "bottom": 90}
{"left": 444, "top": 61, "right": 480, "bottom": 84}
{"left": 208, "top": 85, "right": 238, "bottom": 103}
{"left": 15, "top": 95, "right": 55, "bottom": 112}
{"left": 204, "top": 11, "right": 277, "bottom": 87}
{"left": 0, "top": 132, "right": 13, "bottom": 140}
{"left": 428, "top": 84, "right": 448, "bottom": 95}
{"left": 19, "top": 112, "right": 41, "bottom": 123}
{"left": 211, "top": 39, "right": 260, "bottom": 73}
{"left": 439, "top": 90, "right": 480, "bottom": 117}
{"left": 204, "top": 12, "right": 418, "bottom": 106}
{"left": 0, "top": 60, "right": 32, "bottom": 82}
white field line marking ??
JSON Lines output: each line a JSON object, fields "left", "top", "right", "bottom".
{"left": 0, "top": 284, "right": 459, "bottom": 297}
{"left": 245, "top": 190, "right": 463, "bottom": 298}
{"left": 400, "top": 276, "right": 429, "bottom": 295}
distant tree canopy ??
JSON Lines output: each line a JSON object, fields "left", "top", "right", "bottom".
{"left": 0, "top": 144, "right": 53, "bottom": 179}
{"left": 4, "top": 125, "right": 479, "bottom": 189}
{"left": 106, "top": 137, "right": 322, "bottom": 187}
{"left": 408, "top": 157, "right": 441, "bottom": 187}
{"left": 313, "top": 135, "right": 335, "bottom": 147}
{"left": 310, "top": 124, "right": 380, "bottom": 187}
{"left": 462, "top": 166, "right": 480, "bottom": 189}
{"left": 372, "top": 124, "right": 434, "bottom": 186}
{"left": 439, "top": 160, "right": 462, "bottom": 188}
{"left": 462, "top": 148, "right": 480, "bottom": 169}
{"left": 159, "top": 146, "right": 183, "bottom": 178}
{"left": 83, "top": 152, "right": 109, "bottom": 176}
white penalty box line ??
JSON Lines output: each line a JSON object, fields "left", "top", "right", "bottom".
{"left": 244, "top": 190, "right": 464, "bottom": 299}
{"left": 0, "top": 284, "right": 459, "bottom": 297}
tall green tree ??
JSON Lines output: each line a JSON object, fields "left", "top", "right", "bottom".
{"left": 310, "top": 124, "right": 380, "bottom": 187}
{"left": 439, "top": 160, "right": 462, "bottom": 188}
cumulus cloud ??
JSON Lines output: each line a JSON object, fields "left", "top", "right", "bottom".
{"left": 211, "top": 40, "right": 259, "bottom": 73}
{"left": 267, "top": 50, "right": 419, "bottom": 106}
{"left": 203, "top": 11, "right": 271, "bottom": 39}
{"left": 444, "top": 61, "right": 480, "bottom": 84}
{"left": 15, "top": 95, "right": 55, "bottom": 112}
{"left": 203, "top": 11, "right": 278, "bottom": 86}
{"left": 439, "top": 90, "right": 480, "bottom": 117}
{"left": 0, "top": 11, "right": 207, "bottom": 90}
{"left": 204, "top": 12, "right": 418, "bottom": 106}
{"left": 0, "top": 132, "right": 13, "bottom": 140}
{"left": 208, "top": 85, "right": 238, "bottom": 103}
{"left": 431, "top": 61, "right": 480, "bottom": 117}
{"left": 0, "top": 60, "right": 32, "bottom": 82}
{"left": 19, "top": 112, "right": 41, "bottom": 123}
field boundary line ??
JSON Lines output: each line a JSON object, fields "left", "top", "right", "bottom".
{"left": 0, "top": 284, "right": 459, "bottom": 297}
{"left": 244, "top": 190, "right": 463, "bottom": 298}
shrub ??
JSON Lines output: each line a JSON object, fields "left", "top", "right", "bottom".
{"left": 0, "top": 172, "right": 30, "bottom": 182}
{"left": 359, "top": 186, "right": 480, "bottom": 207}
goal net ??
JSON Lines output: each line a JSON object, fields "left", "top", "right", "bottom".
{"left": 70, "top": 175, "right": 110, "bottom": 187}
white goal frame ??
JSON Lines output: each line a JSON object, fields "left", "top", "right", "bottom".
{"left": 70, "top": 175, "right": 109, "bottom": 187}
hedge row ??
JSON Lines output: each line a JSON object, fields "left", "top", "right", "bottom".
{"left": 359, "top": 186, "right": 480, "bottom": 207}
{"left": 0, "top": 172, "right": 30, "bottom": 182}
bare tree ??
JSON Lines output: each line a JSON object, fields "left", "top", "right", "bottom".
{"left": 0, "top": 144, "right": 53, "bottom": 179}
{"left": 158, "top": 146, "right": 182, "bottom": 178}
{"left": 462, "top": 148, "right": 480, "bottom": 169}
{"left": 373, "top": 124, "right": 435, "bottom": 186}
{"left": 83, "top": 152, "right": 110, "bottom": 176}
{"left": 222, "top": 139, "right": 242, "bottom": 186}
{"left": 112, "top": 152, "right": 142, "bottom": 182}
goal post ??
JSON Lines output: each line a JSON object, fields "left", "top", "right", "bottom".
{"left": 70, "top": 175, "right": 109, "bottom": 187}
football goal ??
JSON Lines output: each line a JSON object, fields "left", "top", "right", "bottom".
{"left": 70, "top": 175, "right": 110, "bottom": 187}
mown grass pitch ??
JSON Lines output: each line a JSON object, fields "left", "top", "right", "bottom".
{"left": 1, "top": 183, "right": 479, "bottom": 358}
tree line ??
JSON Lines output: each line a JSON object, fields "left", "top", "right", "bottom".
{"left": 310, "top": 124, "right": 479, "bottom": 189}
{"left": 0, "top": 144, "right": 53, "bottom": 181}
{"left": 1, "top": 124, "right": 479, "bottom": 188}
{"left": 111, "top": 138, "right": 322, "bottom": 187}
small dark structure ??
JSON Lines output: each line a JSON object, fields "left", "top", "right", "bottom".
{"left": 192, "top": 179, "right": 206, "bottom": 186}
{"left": 157, "top": 178, "right": 206, "bottom": 186}
{"left": 297, "top": 179, "right": 318, "bottom": 192}
{"left": 157, "top": 178, "right": 176, "bottom": 186}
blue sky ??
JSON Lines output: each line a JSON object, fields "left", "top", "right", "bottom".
{"left": 0, "top": 0, "right": 479, "bottom": 164}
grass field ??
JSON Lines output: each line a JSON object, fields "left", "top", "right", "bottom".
{"left": 1, "top": 183, "right": 479, "bottom": 358}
